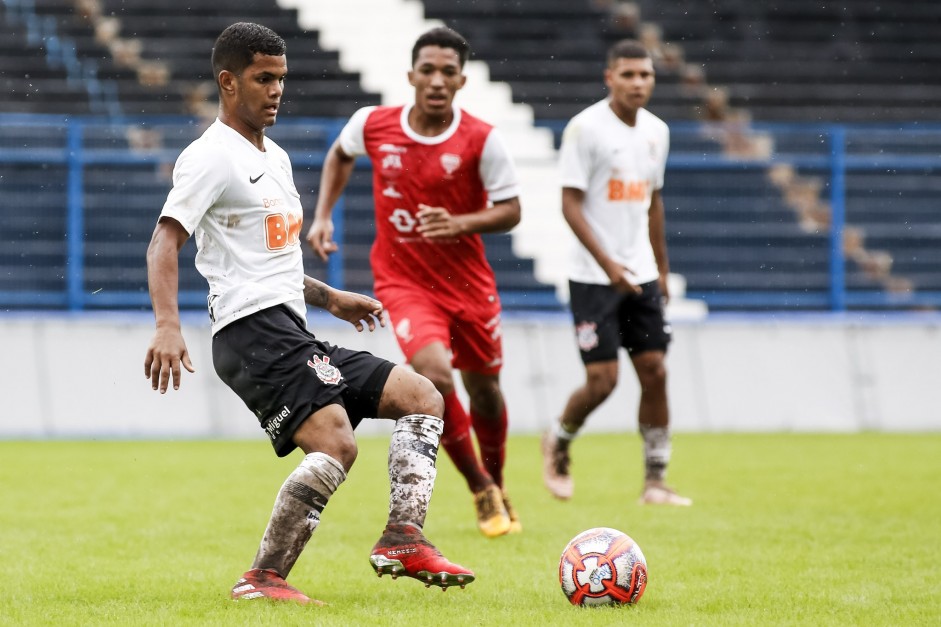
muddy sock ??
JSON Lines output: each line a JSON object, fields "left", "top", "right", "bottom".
{"left": 251, "top": 452, "right": 346, "bottom": 577}
{"left": 386, "top": 414, "right": 443, "bottom": 528}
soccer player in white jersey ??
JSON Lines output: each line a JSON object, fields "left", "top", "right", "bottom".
{"left": 541, "top": 39, "right": 692, "bottom": 507}
{"left": 144, "top": 22, "right": 474, "bottom": 605}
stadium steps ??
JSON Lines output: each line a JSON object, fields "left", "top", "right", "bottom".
{"left": 423, "top": 0, "right": 939, "bottom": 306}
{"left": 5, "top": 1, "right": 937, "bottom": 310}
{"left": 26, "top": 0, "right": 383, "bottom": 118}
{"left": 0, "top": 21, "right": 92, "bottom": 114}
{"left": 632, "top": 0, "right": 941, "bottom": 123}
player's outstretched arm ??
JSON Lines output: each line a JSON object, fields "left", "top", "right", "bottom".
{"left": 144, "top": 218, "right": 196, "bottom": 393}
{"left": 303, "top": 275, "right": 385, "bottom": 333}
{"left": 306, "top": 139, "right": 356, "bottom": 260}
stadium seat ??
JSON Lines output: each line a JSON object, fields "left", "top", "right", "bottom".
{"left": 2, "top": 0, "right": 938, "bottom": 311}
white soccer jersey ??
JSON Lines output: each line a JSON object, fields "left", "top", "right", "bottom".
{"left": 558, "top": 100, "right": 669, "bottom": 285}
{"left": 160, "top": 119, "right": 306, "bottom": 334}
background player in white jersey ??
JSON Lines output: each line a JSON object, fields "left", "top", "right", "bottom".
{"left": 144, "top": 22, "right": 474, "bottom": 605}
{"left": 541, "top": 39, "right": 692, "bottom": 507}
{"left": 307, "top": 27, "right": 522, "bottom": 538}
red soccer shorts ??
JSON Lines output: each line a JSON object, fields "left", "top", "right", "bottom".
{"left": 376, "top": 285, "right": 504, "bottom": 375}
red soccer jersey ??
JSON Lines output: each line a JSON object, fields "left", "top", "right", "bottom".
{"left": 340, "top": 105, "right": 518, "bottom": 309}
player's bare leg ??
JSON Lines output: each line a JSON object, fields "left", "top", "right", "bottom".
{"left": 369, "top": 366, "right": 475, "bottom": 588}
{"left": 543, "top": 360, "right": 618, "bottom": 500}
{"left": 232, "top": 405, "right": 355, "bottom": 605}
{"left": 412, "top": 344, "right": 509, "bottom": 537}
{"left": 632, "top": 351, "right": 691, "bottom": 506}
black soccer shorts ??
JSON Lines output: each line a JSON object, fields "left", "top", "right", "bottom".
{"left": 568, "top": 279, "right": 672, "bottom": 364}
{"left": 212, "top": 304, "right": 395, "bottom": 457}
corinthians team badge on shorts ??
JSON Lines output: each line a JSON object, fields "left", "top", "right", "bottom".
{"left": 575, "top": 321, "right": 599, "bottom": 352}
{"left": 307, "top": 354, "right": 343, "bottom": 385}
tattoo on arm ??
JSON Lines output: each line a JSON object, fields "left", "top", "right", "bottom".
{"left": 303, "top": 278, "right": 330, "bottom": 308}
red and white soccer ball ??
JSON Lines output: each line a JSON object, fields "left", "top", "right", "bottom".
{"left": 559, "top": 527, "right": 648, "bottom": 607}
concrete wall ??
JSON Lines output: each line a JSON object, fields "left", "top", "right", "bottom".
{"left": 2, "top": 312, "right": 939, "bottom": 441}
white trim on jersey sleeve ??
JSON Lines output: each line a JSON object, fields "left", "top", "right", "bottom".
{"left": 160, "top": 142, "right": 230, "bottom": 234}
{"left": 338, "top": 106, "right": 377, "bottom": 157}
{"left": 558, "top": 117, "right": 592, "bottom": 192}
{"left": 479, "top": 128, "right": 520, "bottom": 202}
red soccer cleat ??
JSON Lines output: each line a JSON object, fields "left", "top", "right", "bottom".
{"left": 369, "top": 524, "right": 476, "bottom": 590}
{"left": 230, "top": 568, "right": 323, "bottom": 605}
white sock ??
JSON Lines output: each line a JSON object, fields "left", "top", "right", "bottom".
{"left": 555, "top": 421, "right": 577, "bottom": 441}
{"left": 386, "top": 414, "right": 443, "bottom": 528}
{"left": 252, "top": 451, "right": 346, "bottom": 577}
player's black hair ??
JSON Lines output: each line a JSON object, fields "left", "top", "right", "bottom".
{"left": 411, "top": 26, "right": 470, "bottom": 67}
{"left": 606, "top": 39, "right": 650, "bottom": 66}
{"left": 211, "top": 22, "right": 286, "bottom": 83}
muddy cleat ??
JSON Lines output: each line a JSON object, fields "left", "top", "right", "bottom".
{"left": 369, "top": 524, "right": 475, "bottom": 589}
{"left": 541, "top": 430, "right": 574, "bottom": 500}
{"left": 501, "top": 489, "right": 522, "bottom": 534}
{"left": 639, "top": 482, "right": 693, "bottom": 507}
{"left": 473, "top": 484, "right": 511, "bottom": 537}
{"left": 230, "top": 568, "right": 322, "bottom": 605}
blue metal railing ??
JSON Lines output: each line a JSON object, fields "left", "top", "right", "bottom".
{"left": 537, "top": 119, "right": 941, "bottom": 311}
{"left": 828, "top": 126, "right": 847, "bottom": 311}
{"left": 3, "top": 115, "right": 941, "bottom": 312}
{"left": 0, "top": 115, "right": 348, "bottom": 311}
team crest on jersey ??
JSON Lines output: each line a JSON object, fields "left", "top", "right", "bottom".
{"left": 440, "top": 153, "right": 461, "bottom": 176}
{"left": 575, "top": 322, "right": 599, "bottom": 352}
{"left": 307, "top": 354, "right": 343, "bottom": 385}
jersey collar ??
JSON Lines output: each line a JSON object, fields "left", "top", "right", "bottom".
{"left": 399, "top": 104, "right": 462, "bottom": 145}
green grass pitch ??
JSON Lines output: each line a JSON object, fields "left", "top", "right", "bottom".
{"left": 3, "top": 433, "right": 939, "bottom": 626}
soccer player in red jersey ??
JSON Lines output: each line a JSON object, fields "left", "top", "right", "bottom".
{"left": 307, "top": 26, "right": 522, "bottom": 537}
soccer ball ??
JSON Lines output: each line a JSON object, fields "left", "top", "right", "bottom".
{"left": 559, "top": 527, "right": 648, "bottom": 606}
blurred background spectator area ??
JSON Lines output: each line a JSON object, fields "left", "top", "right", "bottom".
{"left": 1, "top": 0, "right": 940, "bottom": 312}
